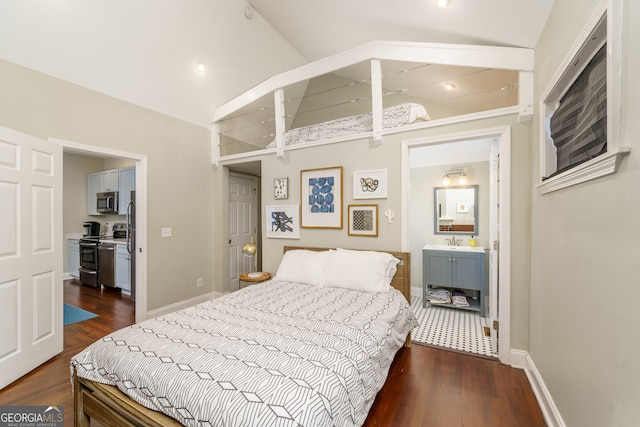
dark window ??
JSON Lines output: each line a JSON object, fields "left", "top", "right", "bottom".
{"left": 546, "top": 44, "right": 607, "bottom": 179}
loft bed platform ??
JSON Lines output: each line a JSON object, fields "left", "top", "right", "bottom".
{"left": 211, "top": 41, "right": 534, "bottom": 165}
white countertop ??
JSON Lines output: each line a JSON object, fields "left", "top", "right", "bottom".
{"left": 422, "top": 244, "right": 486, "bottom": 253}
{"left": 99, "top": 238, "right": 127, "bottom": 244}
{"left": 66, "top": 234, "right": 126, "bottom": 244}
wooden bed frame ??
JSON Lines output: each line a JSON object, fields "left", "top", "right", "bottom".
{"left": 73, "top": 247, "right": 411, "bottom": 426}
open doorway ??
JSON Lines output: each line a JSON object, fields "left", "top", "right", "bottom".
{"left": 57, "top": 138, "right": 148, "bottom": 323}
{"left": 225, "top": 162, "right": 262, "bottom": 292}
{"left": 402, "top": 126, "right": 511, "bottom": 363}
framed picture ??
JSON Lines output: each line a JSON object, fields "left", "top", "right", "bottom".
{"left": 348, "top": 204, "right": 378, "bottom": 237}
{"left": 274, "top": 177, "right": 288, "bottom": 199}
{"left": 300, "top": 166, "right": 343, "bottom": 229}
{"left": 353, "top": 169, "right": 387, "bottom": 199}
{"left": 265, "top": 205, "right": 300, "bottom": 239}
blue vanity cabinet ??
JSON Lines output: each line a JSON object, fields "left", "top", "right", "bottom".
{"left": 422, "top": 247, "right": 487, "bottom": 316}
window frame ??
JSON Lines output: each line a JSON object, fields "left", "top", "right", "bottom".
{"left": 538, "top": 0, "right": 628, "bottom": 194}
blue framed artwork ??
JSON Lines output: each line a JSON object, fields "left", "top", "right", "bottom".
{"left": 300, "top": 166, "right": 343, "bottom": 229}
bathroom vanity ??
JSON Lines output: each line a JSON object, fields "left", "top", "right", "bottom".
{"left": 422, "top": 244, "right": 487, "bottom": 316}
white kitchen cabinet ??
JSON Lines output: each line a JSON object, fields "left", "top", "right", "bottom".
{"left": 115, "top": 243, "right": 131, "bottom": 293}
{"left": 68, "top": 239, "right": 80, "bottom": 278}
{"left": 118, "top": 167, "right": 135, "bottom": 215}
{"left": 101, "top": 169, "right": 119, "bottom": 192}
{"left": 87, "top": 173, "right": 101, "bottom": 215}
{"left": 87, "top": 168, "right": 133, "bottom": 215}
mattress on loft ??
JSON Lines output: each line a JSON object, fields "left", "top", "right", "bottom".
{"left": 266, "top": 102, "right": 430, "bottom": 148}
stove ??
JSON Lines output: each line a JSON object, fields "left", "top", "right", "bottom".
{"left": 79, "top": 236, "right": 100, "bottom": 287}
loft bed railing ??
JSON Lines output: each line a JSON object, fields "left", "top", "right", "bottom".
{"left": 211, "top": 41, "right": 534, "bottom": 165}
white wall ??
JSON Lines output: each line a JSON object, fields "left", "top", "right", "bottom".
{"left": 530, "top": 0, "right": 640, "bottom": 425}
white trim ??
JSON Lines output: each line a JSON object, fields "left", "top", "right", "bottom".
{"left": 537, "top": 146, "right": 630, "bottom": 194}
{"left": 211, "top": 122, "right": 220, "bottom": 166}
{"left": 370, "top": 59, "right": 383, "bottom": 143}
{"left": 538, "top": 0, "right": 628, "bottom": 192}
{"left": 401, "top": 125, "right": 511, "bottom": 365}
{"left": 146, "top": 291, "right": 223, "bottom": 318}
{"left": 213, "top": 41, "right": 533, "bottom": 122}
{"left": 512, "top": 349, "right": 568, "bottom": 427}
{"left": 214, "top": 105, "right": 520, "bottom": 165}
{"left": 51, "top": 138, "right": 149, "bottom": 323}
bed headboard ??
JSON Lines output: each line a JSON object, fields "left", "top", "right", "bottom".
{"left": 282, "top": 246, "right": 411, "bottom": 305}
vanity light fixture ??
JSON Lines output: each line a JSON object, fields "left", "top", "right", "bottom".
{"left": 442, "top": 168, "right": 467, "bottom": 186}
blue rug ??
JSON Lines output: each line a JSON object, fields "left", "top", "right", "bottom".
{"left": 64, "top": 303, "right": 98, "bottom": 326}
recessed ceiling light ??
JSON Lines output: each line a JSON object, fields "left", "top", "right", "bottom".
{"left": 444, "top": 82, "right": 456, "bottom": 90}
{"left": 437, "top": 0, "right": 452, "bottom": 7}
{"left": 195, "top": 62, "right": 206, "bottom": 72}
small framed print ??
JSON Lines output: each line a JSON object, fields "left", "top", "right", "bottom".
{"left": 274, "top": 177, "right": 288, "bottom": 199}
{"left": 265, "top": 205, "right": 300, "bottom": 239}
{"left": 353, "top": 169, "right": 387, "bottom": 199}
{"left": 348, "top": 204, "right": 378, "bottom": 237}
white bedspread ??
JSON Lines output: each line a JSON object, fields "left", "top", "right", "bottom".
{"left": 71, "top": 281, "right": 417, "bottom": 426}
{"left": 266, "top": 102, "right": 430, "bottom": 148}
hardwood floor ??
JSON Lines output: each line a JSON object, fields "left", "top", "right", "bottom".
{"left": 0, "top": 279, "right": 134, "bottom": 426}
{"left": 0, "top": 280, "right": 546, "bottom": 426}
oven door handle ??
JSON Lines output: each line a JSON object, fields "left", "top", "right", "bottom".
{"left": 79, "top": 242, "right": 98, "bottom": 249}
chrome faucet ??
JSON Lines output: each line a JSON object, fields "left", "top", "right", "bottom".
{"left": 447, "top": 236, "right": 459, "bottom": 246}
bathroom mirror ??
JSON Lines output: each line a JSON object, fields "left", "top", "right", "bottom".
{"left": 434, "top": 185, "right": 478, "bottom": 235}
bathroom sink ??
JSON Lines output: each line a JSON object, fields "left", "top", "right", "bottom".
{"left": 422, "top": 244, "right": 485, "bottom": 253}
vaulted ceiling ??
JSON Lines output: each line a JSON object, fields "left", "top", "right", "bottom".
{"left": 0, "top": 0, "right": 555, "bottom": 129}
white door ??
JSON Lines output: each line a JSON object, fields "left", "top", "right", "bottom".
{"left": 228, "top": 174, "right": 257, "bottom": 291}
{"left": 488, "top": 139, "right": 500, "bottom": 356}
{"left": 0, "top": 126, "right": 63, "bottom": 389}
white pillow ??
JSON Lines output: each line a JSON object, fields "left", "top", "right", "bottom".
{"left": 274, "top": 250, "right": 328, "bottom": 287}
{"left": 324, "top": 248, "right": 400, "bottom": 292}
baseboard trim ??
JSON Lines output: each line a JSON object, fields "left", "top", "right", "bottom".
{"left": 511, "top": 349, "right": 566, "bottom": 427}
{"left": 146, "top": 291, "right": 222, "bottom": 318}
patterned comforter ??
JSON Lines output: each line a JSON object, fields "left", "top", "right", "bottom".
{"left": 71, "top": 280, "right": 417, "bottom": 426}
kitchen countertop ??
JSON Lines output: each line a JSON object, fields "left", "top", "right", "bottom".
{"left": 66, "top": 234, "right": 126, "bottom": 244}
{"left": 97, "top": 238, "right": 127, "bottom": 244}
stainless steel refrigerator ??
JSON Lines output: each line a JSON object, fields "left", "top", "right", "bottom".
{"left": 126, "top": 190, "right": 136, "bottom": 302}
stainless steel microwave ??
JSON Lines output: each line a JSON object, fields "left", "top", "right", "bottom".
{"left": 97, "top": 191, "right": 119, "bottom": 214}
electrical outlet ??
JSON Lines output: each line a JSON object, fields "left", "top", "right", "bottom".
{"left": 161, "top": 227, "right": 172, "bottom": 238}
{"left": 196, "top": 278, "right": 203, "bottom": 288}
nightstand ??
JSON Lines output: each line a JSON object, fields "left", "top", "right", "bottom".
{"left": 239, "top": 272, "right": 272, "bottom": 288}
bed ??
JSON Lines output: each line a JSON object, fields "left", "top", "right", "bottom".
{"left": 264, "top": 103, "right": 430, "bottom": 149}
{"left": 72, "top": 247, "right": 416, "bottom": 426}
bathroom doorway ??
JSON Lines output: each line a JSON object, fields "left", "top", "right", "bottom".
{"left": 402, "top": 126, "right": 511, "bottom": 363}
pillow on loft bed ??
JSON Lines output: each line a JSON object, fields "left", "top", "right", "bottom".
{"left": 266, "top": 102, "right": 430, "bottom": 148}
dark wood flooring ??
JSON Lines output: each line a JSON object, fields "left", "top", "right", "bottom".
{"left": 0, "top": 279, "right": 546, "bottom": 426}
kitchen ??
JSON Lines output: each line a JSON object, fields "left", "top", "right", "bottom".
{"left": 64, "top": 152, "right": 136, "bottom": 303}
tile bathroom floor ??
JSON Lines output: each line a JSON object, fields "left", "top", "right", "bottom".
{"left": 410, "top": 295, "right": 497, "bottom": 358}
